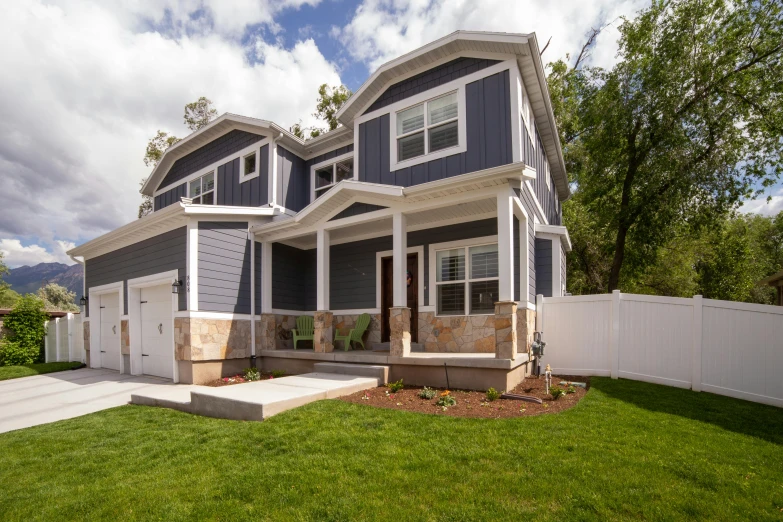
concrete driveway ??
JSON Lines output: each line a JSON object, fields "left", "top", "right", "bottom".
{"left": 0, "top": 368, "right": 177, "bottom": 434}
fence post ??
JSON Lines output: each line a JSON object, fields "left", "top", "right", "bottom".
{"left": 692, "top": 295, "right": 703, "bottom": 392}
{"left": 55, "top": 318, "right": 61, "bottom": 362}
{"left": 535, "top": 294, "right": 544, "bottom": 333}
{"left": 610, "top": 290, "right": 621, "bottom": 379}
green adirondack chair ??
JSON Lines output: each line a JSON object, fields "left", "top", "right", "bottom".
{"left": 292, "top": 315, "right": 314, "bottom": 349}
{"left": 334, "top": 313, "right": 372, "bottom": 351}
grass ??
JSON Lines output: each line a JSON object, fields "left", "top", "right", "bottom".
{"left": 0, "top": 361, "right": 83, "bottom": 381}
{"left": 0, "top": 378, "right": 782, "bottom": 521}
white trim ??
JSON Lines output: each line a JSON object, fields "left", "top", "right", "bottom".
{"left": 88, "top": 281, "right": 123, "bottom": 373}
{"left": 240, "top": 149, "right": 259, "bottom": 183}
{"left": 310, "top": 151, "right": 355, "bottom": 203}
{"left": 261, "top": 241, "right": 273, "bottom": 314}
{"left": 510, "top": 65, "right": 522, "bottom": 164}
{"left": 316, "top": 228, "right": 330, "bottom": 310}
{"left": 534, "top": 223, "right": 571, "bottom": 251}
{"left": 186, "top": 169, "right": 217, "bottom": 205}
{"left": 271, "top": 309, "right": 314, "bottom": 316}
{"left": 512, "top": 195, "right": 530, "bottom": 304}
{"left": 173, "top": 311, "right": 255, "bottom": 320}
{"left": 392, "top": 212, "right": 407, "bottom": 307}
{"left": 332, "top": 308, "right": 382, "bottom": 316}
{"left": 427, "top": 234, "right": 499, "bottom": 317}
{"left": 270, "top": 133, "right": 283, "bottom": 206}
{"left": 127, "top": 270, "right": 179, "bottom": 383}
{"left": 187, "top": 220, "right": 199, "bottom": 311}
{"left": 375, "top": 246, "right": 426, "bottom": 310}
{"left": 155, "top": 140, "right": 268, "bottom": 196}
{"left": 389, "top": 88, "right": 467, "bottom": 172}
{"left": 497, "top": 189, "right": 514, "bottom": 302}
{"left": 524, "top": 180, "right": 548, "bottom": 225}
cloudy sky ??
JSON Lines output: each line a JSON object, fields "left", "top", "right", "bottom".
{"left": 1, "top": 0, "right": 780, "bottom": 268}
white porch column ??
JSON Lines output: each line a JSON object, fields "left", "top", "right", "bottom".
{"left": 317, "top": 228, "right": 330, "bottom": 311}
{"left": 261, "top": 242, "right": 273, "bottom": 314}
{"left": 497, "top": 190, "right": 515, "bottom": 302}
{"left": 392, "top": 212, "right": 407, "bottom": 307}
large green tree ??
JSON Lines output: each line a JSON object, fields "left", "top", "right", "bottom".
{"left": 551, "top": 0, "right": 783, "bottom": 292}
{"left": 138, "top": 97, "right": 218, "bottom": 218}
{"left": 0, "top": 253, "right": 19, "bottom": 309}
{"left": 291, "top": 84, "right": 353, "bottom": 139}
{"left": 37, "top": 283, "right": 79, "bottom": 312}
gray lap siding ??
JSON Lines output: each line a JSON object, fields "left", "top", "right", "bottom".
{"left": 535, "top": 238, "right": 552, "bottom": 297}
{"left": 85, "top": 227, "right": 187, "bottom": 316}
{"left": 197, "top": 222, "right": 251, "bottom": 314}
{"left": 271, "top": 243, "right": 316, "bottom": 311}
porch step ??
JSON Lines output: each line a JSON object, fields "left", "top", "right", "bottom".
{"left": 130, "top": 385, "right": 198, "bottom": 413}
{"left": 313, "top": 362, "right": 389, "bottom": 383}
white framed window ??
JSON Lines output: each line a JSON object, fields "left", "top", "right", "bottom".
{"left": 433, "top": 241, "right": 499, "bottom": 316}
{"left": 310, "top": 153, "right": 354, "bottom": 201}
{"left": 388, "top": 87, "right": 467, "bottom": 171}
{"left": 189, "top": 170, "right": 215, "bottom": 205}
{"left": 241, "top": 150, "right": 258, "bottom": 182}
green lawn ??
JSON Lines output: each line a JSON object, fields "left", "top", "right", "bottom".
{"left": 0, "top": 361, "right": 83, "bottom": 381}
{"left": 0, "top": 378, "right": 781, "bottom": 521}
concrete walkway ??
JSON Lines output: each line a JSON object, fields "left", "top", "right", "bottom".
{"left": 0, "top": 368, "right": 178, "bottom": 434}
{"left": 132, "top": 365, "right": 384, "bottom": 421}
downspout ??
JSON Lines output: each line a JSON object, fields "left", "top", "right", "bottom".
{"left": 249, "top": 229, "right": 257, "bottom": 368}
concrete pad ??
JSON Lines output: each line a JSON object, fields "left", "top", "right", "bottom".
{"left": 313, "top": 362, "right": 389, "bottom": 383}
{"left": 131, "top": 385, "right": 201, "bottom": 413}
{"left": 0, "top": 368, "right": 178, "bottom": 433}
{"left": 268, "top": 372, "right": 380, "bottom": 398}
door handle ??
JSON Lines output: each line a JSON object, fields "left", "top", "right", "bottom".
{"left": 112, "top": 325, "right": 116, "bottom": 335}
{"left": 158, "top": 323, "right": 163, "bottom": 334}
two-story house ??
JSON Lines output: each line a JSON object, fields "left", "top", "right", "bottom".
{"left": 68, "top": 31, "right": 571, "bottom": 391}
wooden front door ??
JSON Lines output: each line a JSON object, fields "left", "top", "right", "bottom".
{"left": 381, "top": 253, "right": 418, "bottom": 343}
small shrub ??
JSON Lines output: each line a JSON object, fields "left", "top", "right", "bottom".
{"left": 550, "top": 386, "right": 565, "bottom": 400}
{"left": 418, "top": 387, "right": 437, "bottom": 399}
{"left": 566, "top": 386, "right": 576, "bottom": 394}
{"left": 387, "top": 379, "right": 404, "bottom": 393}
{"left": 436, "top": 394, "right": 457, "bottom": 408}
{"left": 270, "top": 369, "right": 286, "bottom": 378}
{"left": 485, "top": 387, "right": 501, "bottom": 402}
{"left": 0, "top": 340, "right": 38, "bottom": 366}
{"left": 244, "top": 367, "right": 261, "bottom": 381}
{"left": 2, "top": 295, "right": 48, "bottom": 365}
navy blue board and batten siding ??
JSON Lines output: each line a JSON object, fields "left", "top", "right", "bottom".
{"left": 271, "top": 243, "right": 316, "bottom": 311}
{"left": 85, "top": 227, "right": 187, "bottom": 316}
{"left": 520, "top": 119, "right": 561, "bottom": 225}
{"left": 535, "top": 238, "right": 552, "bottom": 297}
{"left": 359, "top": 70, "right": 513, "bottom": 188}
{"left": 197, "top": 222, "right": 251, "bottom": 314}
{"left": 277, "top": 147, "right": 308, "bottom": 213}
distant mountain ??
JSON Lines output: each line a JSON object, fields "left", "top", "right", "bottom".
{"left": 3, "top": 262, "right": 83, "bottom": 301}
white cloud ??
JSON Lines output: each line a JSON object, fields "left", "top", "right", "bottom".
{"left": 0, "top": 239, "right": 77, "bottom": 268}
{"left": 740, "top": 188, "right": 783, "bottom": 216}
{"left": 0, "top": 0, "right": 341, "bottom": 248}
{"left": 333, "top": 0, "right": 649, "bottom": 73}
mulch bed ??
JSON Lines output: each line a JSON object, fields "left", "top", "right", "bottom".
{"left": 203, "top": 371, "right": 285, "bottom": 387}
{"left": 339, "top": 375, "right": 589, "bottom": 418}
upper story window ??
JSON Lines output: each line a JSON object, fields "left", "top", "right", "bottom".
{"left": 312, "top": 154, "right": 354, "bottom": 200}
{"left": 434, "top": 242, "right": 499, "bottom": 316}
{"left": 396, "top": 92, "right": 459, "bottom": 162}
{"left": 241, "top": 150, "right": 257, "bottom": 181}
{"left": 189, "top": 171, "right": 215, "bottom": 205}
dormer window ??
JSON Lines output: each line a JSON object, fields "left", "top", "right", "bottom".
{"left": 311, "top": 154, "right": 354, "bottom": 200}
{"left": 241, "top": 150, "right": 257, "bottom": 182}
{"left": 189, "top": 171, "right": 215, "bottom": 205}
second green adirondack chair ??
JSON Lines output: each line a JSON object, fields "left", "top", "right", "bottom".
{"left": 292, "top": 315, "right": 314, "bottom": 349}
{"left": 334, "top": 313, "right": 372, "bottom": 351}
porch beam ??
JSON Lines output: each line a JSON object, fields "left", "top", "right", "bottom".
{"left": 317, "top": 228, "right": 330, "bottom": 310}
{"left": 497, "top": 189, "right": 514, "bottom": 302}
{"left": 392, "top": 212, "right": 407, "bottom": 307}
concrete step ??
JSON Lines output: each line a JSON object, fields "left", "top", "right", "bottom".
{"left": 130, "top": 385, "right": 199, "bottom": 413}
{"left": 370, "top": 342, "right": 425, "bottom": 352}
{"left": 189, "top": 372, "right": 379, "bottom": 421}
{"left": 313, "top": 362, "right": 389, "bottom": 383}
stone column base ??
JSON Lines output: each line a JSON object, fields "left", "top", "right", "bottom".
{"left": 258, "top": 314, "right": 276, "bottom": 351}
{"left": 314, "top": 311, "right": 334, "bottom": 353}
{"left": 390, "top": 307, "right": 411, "bottom": 357}
{"left": 494, "top": 301, "right": 517, "bottom": 359}
{"left": 517, "top": 307, "right": 536, "bottom": 353}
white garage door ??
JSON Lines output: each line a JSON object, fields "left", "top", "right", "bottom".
{"left": 140, "top": 285, "right": 173, "bottom": 379}
{"left": 99, "top": 293, "right": 121, "bottom": 371}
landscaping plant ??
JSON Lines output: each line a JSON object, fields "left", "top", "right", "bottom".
{"left": 485, "top": 387, "right": 500, "bottom": 402}
{"left": 418, "top": 387, "right": 437, "bottom": 400}
{"left": 244, "top": 368, "right": 261, "bottom": 381}
{"left": 436, "top": 391, "right": 456, "bottom": 408}
{"left": 270, "top": 370, "right": 286, "bottom": 378}
{"left": 0, "top": 295, "right": 48, "bottom": 366}
{"left": 550, "top": 386, "right": 565, "bottom": 400}
{"left": 387, "top": 379, "right": 404, "bottom": 393}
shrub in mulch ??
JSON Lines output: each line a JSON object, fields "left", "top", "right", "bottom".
{"left": 203, "top": 370, "right": 285, "bottom": 387}
{"left": 339, "top": 375, "right": 589, "bottom": 419}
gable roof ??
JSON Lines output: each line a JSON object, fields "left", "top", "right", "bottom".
{"left": 336, "top": 30, "right": 570, "bottom": 201}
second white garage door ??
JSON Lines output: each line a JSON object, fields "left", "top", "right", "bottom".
{"left": 140, "top": 284, "right": 173, "bottom": 379}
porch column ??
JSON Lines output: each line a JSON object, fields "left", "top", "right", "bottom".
{"left": 494, "top": 301, "right": 518, "bottom": 360}
{"left": 497, "top": 189, "right": 514, "bottom": 302}
{"left": 259, "top": 241, "right": 276, "bottom": 350}
{"left": 390, "top": 212, "right": 411, "bottom": 357}
{"left": 314, "top": 228, "right": 334, "bottom": 352}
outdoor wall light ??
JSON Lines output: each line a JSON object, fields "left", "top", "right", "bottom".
{"left": 171, "top": 280, "right": 183, "bottom": 294}
{"left": 79, "top": 295, "right": 88, "bottom": 310}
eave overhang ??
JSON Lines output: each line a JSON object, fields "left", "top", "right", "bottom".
{"left": 534, "top": 223, "right": 572, "bottom": 251}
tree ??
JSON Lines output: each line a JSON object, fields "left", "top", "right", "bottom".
{"left": 0, "top": 252, "right": 18, "bottom": 308}
{"left": 184, "top": 96, "right": 218, "bottom": 132}
{"left": 289, "top": 84, "right": 353, "bottom": 140}
{"left": 139, "top": 97, "right": 218, "bottom": 218}
{"left": 551, "top": 0, "right": 783, "bottom": 291}
{"left": 37, "top": 283, "right": 79, "bottom": 312}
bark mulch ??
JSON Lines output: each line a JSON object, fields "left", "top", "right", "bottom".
{"left": 203, "top": 371, "right": 285, "bottom": 387}
{"left": 338, "top": 375, "right": 589, "bottom": 418}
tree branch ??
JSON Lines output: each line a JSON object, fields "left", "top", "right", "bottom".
{"left": 540, "top": 36, "right": 552, "bottom": 57}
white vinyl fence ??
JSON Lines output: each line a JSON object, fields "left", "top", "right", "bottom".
{"left": 44, "top": 314, "right": 85, "bottom": 364}
{"left": 538, "top": 291, "right": 783, "bottom": 408}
